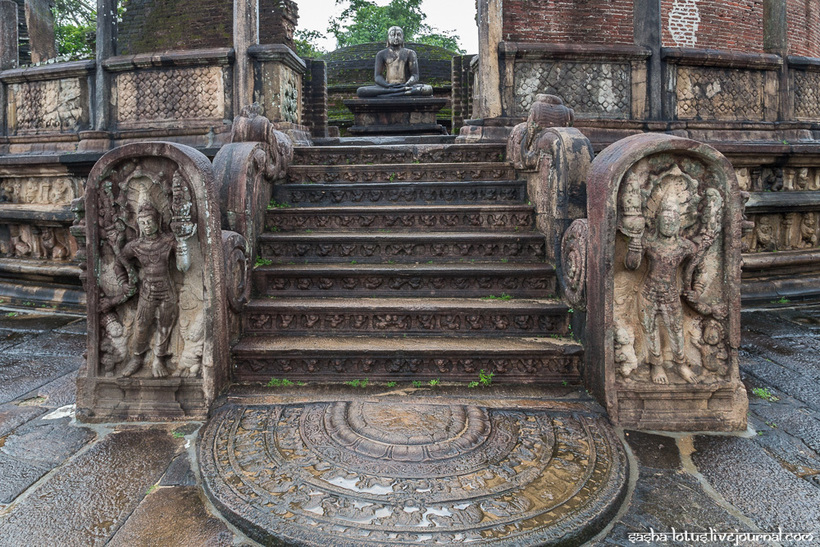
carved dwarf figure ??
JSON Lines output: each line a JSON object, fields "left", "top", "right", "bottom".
{"left": 753, "top": 216, "right": 777, "bottom": 252}
{"left": 100, "top": 312, "right": 127, "bottom": 377}
{"left": 614, "top": 326, "right": 639, "bottom": 377}
{"left": 693, "top": 318, "right": 728, "bottom": 376}
{"left": 118, "top": 203, "right": 181, "bottom": 378}
{"left": 626, "top": 195, "right": 698, "bottom": 384}
{"left": 356, "top": 26, "right": 433, "bottom": 98}
{"left": 800, "top": 212, "right": 818, "bottom": 248}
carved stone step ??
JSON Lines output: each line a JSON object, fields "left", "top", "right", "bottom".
{"left": 242, "top": 297, "right": 570, "bottom": 336}
{"left": 287, "top": 162, "right": 517, "bottom": 184}
{"left": 257, "top": 232, "right": 546, "bottom": 263}
{"left": 293, "top": 143, "right": 507, "bottom": 166}
{"left": 266, "top": 204, "right": 535, "bottom": 232}
{"left": 231, "top": 335, "right": 583, "bottom": 383}
{"left": 272, "top": 180, "right": 526, "bottom": 207}
{"left": 252, "top": 263, "right": 556, "bottom": 297}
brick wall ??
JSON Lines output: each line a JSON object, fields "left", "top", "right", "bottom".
{"left": 451, "top": 55, "right": 475, "bottom": 130}
{"left": 118, "top": 0, "right": 232, "bottom": 55}
{"left": 502, "top": 0, "right": 634, "bottom": 45}
{"left": 661, "top": 0, "right": 764, "bottom": 52}
{"left": 787, "top": 0, "right": 820, "bottom": 57}
{"left": 259, "top": 0, "right": 298, "bottom": 50}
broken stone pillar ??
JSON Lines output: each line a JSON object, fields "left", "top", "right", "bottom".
{"left": 570, "top": 133, "right": 748, "bottom": 431}
{"left": 25, "top": 0, "right": 57, "bottom": 63}
{"left": 75, "top": 142, "right": 231, "bottom": 421}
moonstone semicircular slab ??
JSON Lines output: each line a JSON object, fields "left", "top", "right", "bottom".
{"left": 200, "top": 402, "right": 628, "bottom": 546}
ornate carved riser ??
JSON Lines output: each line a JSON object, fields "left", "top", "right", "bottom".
{"left": 232, "top": 355, "right": 583, "bottom": 384}
{"left": 258, "top": 238, "right": 546, "bottom": 263}
{"left": 252, "top": 270, "right": 557, "bottom": 298}
{"left": 293, "top": 144, "right": 507, "bottom": 166}
{"left": 273, "top": 181, "right": 526, "bottom": 207}
{"left": 287, "top": 164, "right": 516, "bottom": 185}
{"left": 76, "top": 377, "right": 208, "bottom": 423}
{"left": 242, "top": 309, "right": 570, "bottom": 337}
{"left": 613, "top": 383, "right": 749, "bottom": 431}
{"left": 266, "top": 207, "right": 535, "bottom": 232}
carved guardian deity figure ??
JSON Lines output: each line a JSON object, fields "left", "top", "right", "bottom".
{"left": 118, "top": 203, "right": 184, "bottom": 378}
{"left": 356, "top": 26, "right": 434, "bottom": 98}
{"left": 626, "top": 195, "right": 698, "bottom": 384}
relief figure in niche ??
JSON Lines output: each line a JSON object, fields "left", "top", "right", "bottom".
{"left": 753, "top": 215, "right": 777, "bottom": 252}
{"left": 117, "top": 184, "right": 194, "bottom": 377}
{"left": 626, "top": 195, "right": 698, "bottom": 384}
{"left": 800, "top": 212, "right": 818, "bottom": 248}
{"left": 613, "top": 325, "right": 638, "bottom": 377}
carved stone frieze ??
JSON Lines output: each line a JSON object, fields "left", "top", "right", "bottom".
{"left": 514, "top": 61, "right": 631, "bottom": 118}
{"left": 257, "top": 237, "right": 545, "bottom": 262}
{"left": 287, "top": 164, "right": 515, "bottom": 184}
{"left": 675, "top": 66, "right": 766, "bottom": 121}
{"left": 742, "top": 212, "right": 820, "bottom": 252}
{"left": 116, "top": 66, "right": 225, "bottom": 123}
{"left": 1, "top": 224, "right": 74, "bottom": 260}
{"left": 293, "top": 145, "right": 506, "bottom": 166}
{"left": 76, "top": 142, "right": 229, "bottom": 422}
{"left": 233, "top": 355, "right": 580, "bottom": 382}
{"left": 9, "top": 78, "right": 87, "bottom": 133}
{"left": 253, "top": 268, "right": 555, "bottom": 297}
{"left": 585, "top": 133, "right": 747, "bottom": 431}
{"left": 267, "top": 208, "right": 533, "bottom": 232}
{"left": 274, "top": 182, "right": 525, "bottom": 206}
{"left": 243, "top": 308, "right": 567, "bottom": 336}
{"left": 200, "top": 403, "right": 625, "bottom": 545}
{"left": 0, "top": 176, "right": 82, "bottom": 204}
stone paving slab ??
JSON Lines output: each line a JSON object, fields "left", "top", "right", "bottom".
{"left": 108, "top": 486, "right": 235, "bottom": 547}
{"left": 0, "top": 417, "right": 95, "bottom": 503}
{"left": 692, "top": 435, "right": 820, "bottom": 534}
{"left": 4, "top": 331, "right": 86, "bottom": 357}
{"left": 0, "top": 354, "right": 83, "bottom": 405}
{"left": 34, "top": 370, "right": 78, "bottom": 408}
{"left": 0, "top": 403, "right": 46, "bottom": 437}
{"left": 0, "top": 428, "right": 182, "bottom": 545}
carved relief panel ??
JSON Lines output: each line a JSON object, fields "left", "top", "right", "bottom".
{"left": 0, "top": 176, "right": 83, "bottom": 260}
{"left": 8, "top": 78, "right": 89, "bottom": 134}
{"left": 584, "top": 133, "right": 746, "bottom": 431}
{"left": 77, "top": 142, "right": 229, "bottom": 422}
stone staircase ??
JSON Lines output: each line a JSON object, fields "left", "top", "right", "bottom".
{"left": 230, "top": 142, "right": 583, "bottom": 384}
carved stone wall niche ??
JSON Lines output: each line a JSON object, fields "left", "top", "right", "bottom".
{"left": 77, "top": 142, "right": 229, "bottom": 422}
{"left": 250, "top": 46, "right": 306, "bottom": 126}
{"left": 672, "top": 66, "right": 769, "bottom": 121}
{"left": 584, "top": 133, "right": 747, "bottom": 431}
{"left": 791, "top": 69, "right": 820, "bottom": 120}
{"left": 743, "top": 212, "right": 820, "bottom": 252}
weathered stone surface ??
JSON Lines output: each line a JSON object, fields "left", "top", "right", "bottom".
{"left": 0, "top": 312, "right": 75, "bottom": 331}
{"left": 109, "top": 486, "right": 234, "bottom": 547}
{"left": 159, "top": 452, "right": 197, "bottom": 487}
{"left": 35, "top": 370, "right": 78, "bottom": 408}
{"left": 596, "top": 469, "right": 750, "bottom": 546}
{"left": 0, "top": 428, "right": 181, "bottom": 544}
{"left": 0, "top": 403, "right": 46, "bottom": 437}
{"left": 5, "top": 331, "right": 86, "bottom": 357}
{"left": 201, "top": 402, "right": 628, "bottom": 546}
{"left": 623, "top": 430, "right": 681, "bottom": 470}
{"left": 692, "top": 435, "right": 820, "bottom": 532}
{"left": 741, "top": 352, "right": 820, "bottom": 411}
{"left": 55, "top": 318, "right": 88, "bottom": 335}
{"left": 0, "top": 354, "right": 82, "bottom": 404}
{"left": 0, "top": 418, "right": 95, "bottom": 503}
